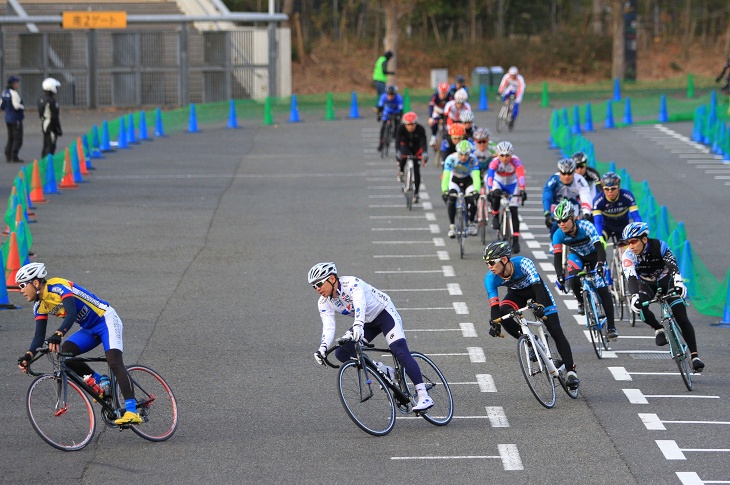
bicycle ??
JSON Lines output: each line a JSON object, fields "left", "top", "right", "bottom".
{"left": 568, "top": 268, "right": 610, "bottom": 359}
{"left": 641, "top": 288, "right": 694, "bottom": 391}
{"left": 24, "top": 347, "right": 179, "bottom": 451}
{"left": 323, "top": 336, "right": 453, "bottom": 436}
{"left": 476, "top": 189, "right": 489, "bottom": 245}
{"left": 492, "top": 300, "right": 579, "bottom": 408}
{"left": 380, "top": 113, "right": 398, "bottom": 158}
{"left": 606, "top": 237, "right": 636, "bottom": 325}
{"left": 452, "top": 191, "right": 469, "bottom": 259}
{"left": 494, "top": 192, "right": 515, "bottom": 247}
{"left": 496, "top": 94, "right": 515, "bottom": 133}
{"left": 402, "top": 156, "right": 416, "bottom": 210}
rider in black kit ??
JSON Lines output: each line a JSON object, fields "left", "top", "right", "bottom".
{"left": 394, "top": 111, "right": 428, "bottom": 202}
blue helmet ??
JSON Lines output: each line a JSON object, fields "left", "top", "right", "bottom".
{"left": 622, "top": 222, "right": 649, "bottom": 240}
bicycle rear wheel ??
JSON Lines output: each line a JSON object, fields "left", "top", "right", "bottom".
{"left": 402, "top": 353, "right": 454, "bottom": 426}
{"left": 517, "top": 336, "right": 556, "bottom": 408}
{"left": 26, "top": 375, "right": 96, "bottom": 451}
{"left": 585, "top": 291, "right": 605, "bottom": 359}
{"left": 546, "top": 335, "right": 579, "bottom": 399}
{"left": 126, "top": 366, "right": 179, "bottom": 441}
{"left": 338, "top": 361, "right": 396, "bottom": 436}
{"left": 667, "top": 321, "right": 693, "bottom": 391}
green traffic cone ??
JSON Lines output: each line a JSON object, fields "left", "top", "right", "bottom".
{"left": 264, "top": 96, "right": 274, "bottom": 125}
{"left": 325, "top": 92, "right": 336, "bottom": 120}
{"left": 403, "top": 88, "right": 411, "bottom": 112}
{"left": 541, "top": 81, "right": 549, "bottom": 108}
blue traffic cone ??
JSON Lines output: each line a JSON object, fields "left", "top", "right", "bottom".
{"left": 154, "top": 107, "right": 165, "bottom": 137}
{"left": 613, "top": 77, "right": 621, "bottom": 102}
{"left": 289, "top": 95, "right": 301, "bottom": 123}
{"left": 43, "top": 154, "right": 59, "bottom": 194}
{"left": 101, "top": 120, "right": 112, "bottom": 151}
{"left": 479, "top": 84, "right": 488, "bottom": 111}
{"left": 571, "top": 105, "right": 581, "bottom": 134}
{"left": 82, "top": 134, "right": 95, "bottom": 170}
{"left": 691, "top": 105, "right": 705, "bottom": 142}
{"left": 583, "top": 103, "right": 594, "bottom": 132}
{"left": 656, "top": 205, "right": 670, "bottom": 242}
{"left": 609, "top": 160, "right": 617, "bottom": 173}
{"left": 622, "top": 97, "right": 633, "bottom": 125}
{"left": 227, "top": 100, "right": 239, "bottom": 128}
{"left": 70, "top": 145, "right": 85, "bottom": 183}
{"left": 117, "top": 117, "right": 128, "bottom": 149}
{"left": 719, "top": 274, "right": 730, "bottom": 325}
{"left": 561, "top": 107, "right": 568, "bottom": 127}
{"left": 90, "top": 125, "right": 103, "bottom": 158}
{"left": 127, "top": 113, "right": 137, "bottom": 144}
{"left": 348, "top": 91, "right": 360, "bottom": 119}
{"left": 138, "top": 111, "right": 149, "bottom": 140}
{"left": 658, "top": 94, "right": 668, "bottom": 123}
{"left": 0, "top": 270, "right": 20, "bottom": 309}
{"left": 604, "top": 100, "right": 615, "bottom": 129}
{"left": 187, "top": 104, "right": 199, "bottom": 133}
{"left": 680, "top": 240, "right": 695, "bottom": 299}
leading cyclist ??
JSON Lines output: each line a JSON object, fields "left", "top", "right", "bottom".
{"left": 376, "top": 84, "right": 403, "bottom": 153}
{"left": 497, "top": 66, "right": 526, "bottom": 128}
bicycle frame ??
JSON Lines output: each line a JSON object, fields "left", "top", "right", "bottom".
{"left": 570, "top": 268, "right": 609, "bottom": 358}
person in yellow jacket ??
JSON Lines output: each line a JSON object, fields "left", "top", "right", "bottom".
{"left": 372, "top": 51, "right": 395, "bottom": 102}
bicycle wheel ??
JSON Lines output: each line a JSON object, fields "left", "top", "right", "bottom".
{"left": 546, "top": 335, "right": 579, "bottom": 399}
{"left": 477, "top": 197, "right": 487, "bottom": 245}
{"left": 402, "top": 353, "right": 454, "bottom": 426}
{"left": 609, "top": 255, "right": 625, "bottom": 322}
{"left": 517, "top": 335, "right": 556, "bottom": 408}
{"left": 404, "top": 162, "right": 414, "bottom": 211}
{"left": 338, "top": 361, "right": 396, "bottom": 436}
{"left": 26, "top": 375, "right": 96, "bottom": 451}
{"left": 667, "top": 321, "right": 693, "bottom": 391}
{"left": 126, "top": 366, "right": 179, "bottom": 441}
{"left": 455, "top": 205, "right": 465, "bottom": 259}
{"left": 585, "top": 290, "right": 605, "bottom": 359}
{"left": 507, "top": 102, "right": 516, "bottom": 131}
{"left": 496, "top": 104, "right": 508, "bottom": 133}
{"left": 499, "top": 205, "right": 513, "bottom": 246}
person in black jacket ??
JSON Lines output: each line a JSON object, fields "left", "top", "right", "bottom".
{"left": 38, "top": 77, "right": 62, "bottom": 158}
{"left": 1, "top": 75, "right": 25, "bottom": 163}
{"left": 716, "top": 55, "right": 730, "bottom": 94}
{"left": 394, "top": 111, "right": 428, "bottom": 202}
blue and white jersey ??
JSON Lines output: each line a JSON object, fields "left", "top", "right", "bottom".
{"left": 484, "top": 256, "right": 557, "bottom": 311}
{"left": 442, "top": 152, "right": 479, "bottom": 179}
{"left": 552, "top": 219, "right": 600, "bottom": 257}
{"left": 542, "top": 172, "right": 592, "bottom": 216}
{"left": 592, "top": 188, "right": 641, "bottom": 237}
{"left": 377, "top": 93, "right": 404, "bottom": 118}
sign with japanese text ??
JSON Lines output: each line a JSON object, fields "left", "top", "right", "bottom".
{"left": 62, "top": 11, "right": 127, "bottom": 29}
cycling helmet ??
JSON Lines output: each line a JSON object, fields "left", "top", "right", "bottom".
{"left": 437, "top": 82, "right": 450, "bottom": 94}
{"left": 448, "top": 123, "right": 466, "bottom": 137}
{"left": 402, "top": 111, "right": 418, "bottom": 124}
{"left": 483, "top": 241, "right": 511, "bottom": 261}
{"left": 455, "top": 74, "right": 466, "bottom": 85}
{"left": 508, "top": 66, "right": 519, "bottom": 75}
{"left": 307, "top": 262, "right": 337, "bottom": 284}
{"left": 454, "top": 89, "right": 468, "bottom": 103}
{"left": 495, "top": 141, "right": 514, "bottom": 156}
{"left": 622, "top": 222, "right": 649, "bottom": 241}
{"left": 552, "top": 199, "right": 575, "bottom": 221}
{"left": 473, "top": 128, "right": 490, "bottom": 141}
{"left": 571, "top": 151, "right": 588, "bottom": 167}
{"left": 15, "top": 262, "right": 47, "bottom": 284}
{"left": 456, "top": 140, "right": 472, "bottom": 155}
{"left": 601, "top": 171, "right": 621, "bottom": 187}
{"left": 459, "top": 110, "right": 475, "bottom": 123}
{"left": 41, "top": 77, "right": 60, "bottom": 94}
{"left": 386, "top": 85, "right": 398, "bottom": 95}
{"left": 557, "top": 158, "right": 576, "bottom": 174}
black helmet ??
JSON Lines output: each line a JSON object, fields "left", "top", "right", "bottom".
{"left": 483, "top": 241, "right": 511, "bottom": 262}
{"left": 572, "top": 151, "right": 588, "bottom": 167}
{"left": 455, "top": 74, "right": 466, "bottom": 85}
{"left": 386, "top": 85, "right": 398, "bottom": 95}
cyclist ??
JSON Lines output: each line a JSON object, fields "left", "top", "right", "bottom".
{"left": 443, "top": 88, "right": 471, "bottom": 129}
{"left": 473, "top": 127, "right": 496, "bottom": 179}
{"left": 483, "top": 241, "right": 580, "bottom": 390}
{"left": 572, "top": 151, "right": 601, "bottom": 204}
{"left": 427, "top": 82, "right": 453, "bottom": 147}
{"left": 621, "top": 222, "right": 705, "bottom": 372}
{"left": 441, "top": 140, "right": 480, "bottom": 238}
{"left": 376, "top": 84, "right": 403, "bottom": 153}
{"left": 15, "top": 262, "right": 143, "bottom": 425}
{"left": 551, "top": 200, "right": 617, "bottom": 340}
{"left": 497, "top": 66, "right": 526, "bottom": 128}
{"left": 716, "top": 55, "right": 730, "bottom": 95}
{"left": 448, "top": 74, "right": 468, "bottom": 98}
{"left": 309, "top": 262, "right": 434, "bottom": 411}
{"left": 592, "top": 171, "right": 642, "bottom": 243}
{"left": 395, "top": 111, "right": 428, "bottom": 202}
{"left": 459, "top": 109, "right": 478, "bottom": 140}
{"left": 542, "top": 158, "right": 592, "bottom": 237}
{"left": 440, "top": 122, "right": 466, "bottom": 164}
{"left": 485, "top": 141, "right": 526, "bottom": 254}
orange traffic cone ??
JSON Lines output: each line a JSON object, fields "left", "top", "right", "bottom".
{"left": 30, "top": 159, "right": 47, "bottom": 204}
{"left": 5, "top": 231, "right": 22, "bottom": 291}
{"left": 59, "top": 147, "right": 78, "bottom": 189}
{"left": 76, "top": 138, "right": 88, "bottom": 176}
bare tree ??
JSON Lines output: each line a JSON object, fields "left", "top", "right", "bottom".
{"left": 592, "top": 0, "right": 603, "bottom": 34}
{"left": 611, "top": 0, "right": 624, "bottom": 79}
{"left": 382, "top": 0, "right": 414, "bottom": 77}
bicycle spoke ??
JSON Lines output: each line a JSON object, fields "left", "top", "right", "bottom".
{"left": 403, "top": 353, "right": 453, "bottom": 426}
{"left": 517, "top": 336, "right": 556, "bottom": 408}
{"left": 126, "top": 366, "right": 179, "bottom": 441}
{"left": 585, "top": 291, "right": 604, "bottom": 359}
{"left": 338, "top": 362, "right": 395, "bottom": 436}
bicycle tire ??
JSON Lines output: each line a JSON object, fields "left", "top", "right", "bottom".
{"left": 585, "top": 290, "right": 605, "bottom": 359}
{"left": 499, "top": 204, "right": 513, "bottom": 246}
{"left": 478, "top": 197, "right": 488, "bottom": 245}
{"left": 496, "top": 104, "right": 508, "bottom": 133}
{"left": 667, "top": 320, "right": 693, "bottom": 391}
{"left": 338, "top": 361, "right": 396, "bottom": 436}
{"left": 546, "top": 335, "right": 579, "bottom": 399}
{"left": 402, "top": 353, "right": 454, "bottom": 426}
{"left": 126, "top": 366, "right": 179, "bottom": 441}
{"left": 26, "top": 375, "right": 96, "bottom": 451}
{"left": 609, "top": 254, "right": 625, "bottom": 322}
{"left": 404, "top": 161, "right": 414, "bottom": 211}
{"left": 455, "top": 202, "right": 466, "bottom": 259}
{"left": 517, "top": 335, "right": 556, "bottom": 408}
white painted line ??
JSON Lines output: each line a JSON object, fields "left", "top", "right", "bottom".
{"left": 429, "top": 224, "right": 441, "bottom": 234}
{"left": 373, "top": 254, "right": 441, "bottom": 258}
{"left": 564, "top": 300, "right": 580, "bottom": 311}
{"left": 399, "top": 307, "right": 456, "bottom": 311}
{"left": 385, "top": 288, "right": 449, "bottom": 292}
{"left": 675, "top": 472, "right": 706, "bottom": 485}
{"left": 391, "top": 455, "right": 501, "bottom": 460}
{"left": 476, "top": 374, "right": 497, "bottom": 392}
{"left": 442, "top": 265, "right": 455, "bottom": 277}
{"left": 374, "top": 269, "right": 443, "bottom": 274}
{"left": 539, "top": 262, "right": 554, "bottom": 272}
{"left": 526, "top": 240, "right": 541, "bottom": 249}
{"left": 372, "top": 240, "right": 437, "bottom": 244}
{"left": 533, "top": 250, "right": 548, "bottom": 260}
{"left": 426, "top": 212, "right": 436, "bottom": 221}
{"left": 371, "top": 227, "right": 431, "bottom": 231}
{"left": 521, "top": 231, "right": 536, "bottom": 239}
{"left": 486, "top": 406, "right": 510, "bottom": 427}
{"left": 467, "top": 347, "right": 486, "bottom": 362}
{"left": 448, "top": 283, "right": 463, "bottom": 295}
{"left": 369, "top": 204, "right": 416, "bottom": 208}
{"left": 498, "top": 444, "right": 524, "bottom": 471}
{"left": 460, "top": 322, "right": 478, "bottom": 337}
{"left": 437, "top": 251, "right": 450, "bottom": 260}
{"left": 608, "top": 366, "right": 632, "bottom": 381}
{"left": 623, "top": 388, "right": 720, "bottom": 404}
{"left": 453, "top": 302, "right": 469, "bottom": 314}
{"left": 623, "top": 388, "right": 649, "bottom": 404}
{"left": 368, "top": 194, "right": 408, "bottom": 199}
{"left": 639, "top": 413, "right": 666, "bottom": 430}
{"left": 423, "top": 202, "right": 433, "bottom": 210}
{"left": 433, "top": 237, "right": 445, "bottom": 247}
{"left": 657, "top": 440, "right": 686, "bottom": 460}
{"left": 367, "top": 185, "right": 400, "bottom": 190}
{"left": 370, "top": 215, "right": 427, "bottom": 219}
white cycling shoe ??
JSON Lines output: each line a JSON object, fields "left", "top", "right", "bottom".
{"left": 413, "top": 395, "right": 434, "bottom": 412}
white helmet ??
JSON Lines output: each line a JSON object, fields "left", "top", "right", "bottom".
{"left": 495, "top": 141, "right": 514, "bottom": 156}
{"left": 42, "top": 77, "right": 61, "bottom": 94}
{"left": 308, "top": 262, "right": 337, "bottom": 284}
{"left": 454, "top": 88, "right": 468, "bottom": 103}
{"left": 16, "top": 262, "right": 47, "bottom": 284}
{"left": 508, "top": 66, "right": 519, "bottom": 75}
{"left": 459, "top": 110, "right": 475, "bottom": 123}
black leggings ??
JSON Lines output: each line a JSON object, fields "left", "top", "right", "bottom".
{"left": 636, "top": 277, "right": 698, "bottom": 354}
{"left": 62, "top": 341, "right": 135, "bottom": 401}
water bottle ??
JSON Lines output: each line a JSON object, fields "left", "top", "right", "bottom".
{"left": 83, "top": 375, "right": 102, "bottom": 396}
{"left": 375, "top": 362, "right": 395, "bottom": 383}
{"left": 98, "top": 375, "right": 111, "bottom": 397}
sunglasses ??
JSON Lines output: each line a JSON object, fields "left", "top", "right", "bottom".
{"left": 559, "top": 171, "right": 574, "bottom": 176}
{"left": 603, "top": 186, "right": 618, "bottom": 191}
{"left": 18, "top": 281, "right": 31, "bottom": 289}
{"left": 485, "top": 259, "right": 501, "bottom": 267}
{"left": 475, "top": 140, "right": 488, "bottom": 144}
{"left": 557, "top": 217, "right": 571, "bottom": 224}
{"left": 312, "top": 279, "right": 330, "bottom": 289}
{"left": 625, "top": 238, "right": 641, "bottom": 245}
{"left": 498, "top": 154, "right": 510, "bottom": 157}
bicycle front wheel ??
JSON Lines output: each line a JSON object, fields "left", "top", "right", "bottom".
{"left": 404, "top": 164, "right": 414, "bottom": 211}
{"left": 496, "top": 105, "right": 508, "bottom": 133}
{"left": 403, "top": 353, "right": 454, "bottom": 426}
{"left": 26, "top": 375, "right": 96, "bottom": 451}
{"left": 499, "top": 207, "right": 513, "bottom": 245}
{"left": 585, "top": 291, "right": 605, "bottom": 359}
{"left": 609, "top": 256, "right": 625, "bottom": 321}
{"left": 455, "top": 207, "right": 466, "bottom": 259}
{"left": 338, "top": 361, "right": 396, "bottom": 436}
{"left": 517, "top": 336, "right": 556, "bottom": 408}
{"left": 667, "top": 322, "right": 693, "bottom": 391}
{"left": 477, "top": 197, "right": 488, "bottom": 245}
{"left": 126, "top": 366, "right": 179, "bottom": 441}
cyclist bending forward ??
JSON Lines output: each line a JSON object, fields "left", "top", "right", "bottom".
{"left": 497, "top": 66, "right": 526, "bottom": 127}
{"left": 309, "top": 262, "right": 434, "bottom": 411}
{"left": 394, "top": 111, "right": 428, "bottom": 202}
{"left": 15, "top": 262, "right": 143, "bottom": 425}
{"left": 486, "top": 141, "right": 526, "bottom": 254}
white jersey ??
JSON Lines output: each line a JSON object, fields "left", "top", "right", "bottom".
{"left": 316, "top": 276, "right": 391, "bottom": 349}
{"left": 498, "top": 74, "right": 526, "bottom": 103}
{"left": 443, "top": 100, "right": 472, "bottom": 123}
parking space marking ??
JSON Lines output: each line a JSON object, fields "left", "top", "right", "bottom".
{"left": 459, "top": 322, "right": 478, "bottom": 337}
{"left": 391, "top": 443, "right": 523, "bottom": 470}
{"left": 675, "top": 471, "right": 728, "bottom": 484}
{"left": 638, "top": 413, "right": 730, "bottom": 431}
{"left": 486, "top": 406, "right": 510, "bottom": 427}
{"left": 453, "top": 302, "right": 469, "bottom": 314}
{"left": 657, "top": 440, "right": 730, "bottom": 461}
{"left": 467, "top": 347, "right": 486, "bottom": 362}
{"left": 622, "top": 388, "right": 720, "bottom": 404}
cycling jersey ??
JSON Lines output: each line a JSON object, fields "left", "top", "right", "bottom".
{"left": 622, "top": 238, "right": 678, "bottom": 287}
{"left": 497, "top": 74, "right": 526, "bottom": 103}
{"left": 552, "top": 219, "right": 601, "bottom": 257}
{"left": 592, "top": 188, "right": 641, "bottom": 238}
{"left": 443, "top": 100, "right": 472, "bottom": 125}
{"left": 441, "top": 152, "right": 480, "bottom": 192}
{"left": 33, "top": 277, "right": 108, "bottom": 327}
{"left": 484, "top": 255, "right": 558, "bottom": 315}
{"left": 542, "top": 172, "right": 592, "bottom": 216}
{"left": 377, "top": 93, "right": 403, "bottom": 118}
{"left": 475, "top": 141, "right": 497, "bottom": 174}
{"left": 395, "top": 123, "right": 428, "bottom": 158}
{"left": 428, "top": 92, "right": 452, "bottom": 118}
{"left": 487, "top": 155, "right": 526, "bottom": 190}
